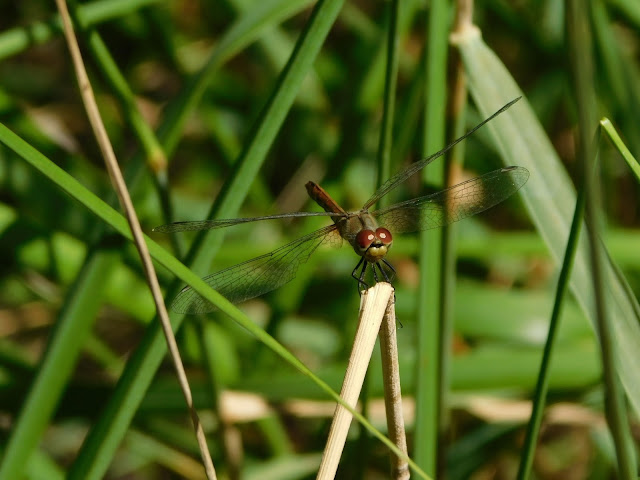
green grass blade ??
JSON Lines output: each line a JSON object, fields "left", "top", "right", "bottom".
{"left": 592, "top": 0, "right": 640, "bottom": 157}
{"left": 0, "top": 249, "right": 119, "bottom": 480}
{"left": 601, "top": 118, "right": 640, "bottom": 182}
{"left": 356, "top": 0, "right": 422, "bottom": 110}
{"left": 26, "top": 449, "right": 66, "bottom": 480}
{"left": 375, "top": 0, "right": 401, "bottom": 205}
{"left": 157, "top": 0, "right": 316, "bottom": 156}
{"left": 607, "top": 0, "right": 640, "bottom": 26}
{"left": 516, "top": 160, "right": 586, "bottom": 480}
{"left": 63, "top": 0, "right": 181, "bottom": 254}
{"left": 453, "top": 27, "right": 640, "bottom": 420}
{"left": 414, "top": 0, "right": 450, "bottom": 474}
{"left": 570, "top": 0, "right": 636, "bottom": 475}
{"left": 66, "top": 0, "right": 165, "bottom": 170}
{"left": 0, "top": 0, "right": 161, "bottom": 61}
{"left": 184, "top": 0, "right": 345, "bottom": 279}
{"left": 228, "top": 0, "right": 328, "bottom": 110}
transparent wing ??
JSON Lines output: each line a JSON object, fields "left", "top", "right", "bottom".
{"left": 172, "top": 224, "right": 341, "bottom": 314}
{"left": 153, "top": 211, "right": 343, "bottom": 233}
{"left": 371, "top": 166, "right": 529, "bottom": 234}
{"left": 363, "top": 97, "right": 521, "bottom": 210}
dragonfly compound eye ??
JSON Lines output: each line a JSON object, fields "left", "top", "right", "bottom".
{"left": 356, "top": 229, "right": 376, "bottom": 250}
{"left": 376, "top": 227, "right": 392, "bottom": 245}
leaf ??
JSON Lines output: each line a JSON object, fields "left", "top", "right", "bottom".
{"left": 454, "top": 28, "right": 640, "bottom": 417}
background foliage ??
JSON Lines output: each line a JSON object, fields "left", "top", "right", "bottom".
{"left": 0, "top": 0, "right": 639, "bottom": 479}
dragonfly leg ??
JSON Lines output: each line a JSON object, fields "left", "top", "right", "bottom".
{"left": 372, "top": 264, "right": 380, "bottom": 282}
{"left": 381, "top": 259, "right": 397, "bottom": 282}
{"left": 378, "top": 260, "right": 398, "bottom": 308}
{"left": 352, "top": 257, "right": 369, "bottom": 293}
{"left": 375, "top": 262, "right": 389, "bottom": 283}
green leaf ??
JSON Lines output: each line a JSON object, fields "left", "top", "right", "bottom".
{"left": 454, "top": 29, "right": 640, "bottom": 417}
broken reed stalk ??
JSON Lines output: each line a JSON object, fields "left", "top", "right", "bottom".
{"left": 379, "top": 298, "right": 409, "bottom": 479}
{"left": 316, "top": 282, "right": 400, "bottom": 479}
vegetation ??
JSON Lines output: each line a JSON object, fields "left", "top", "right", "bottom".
{"left": 0, "top": 0, "right": 638, "bottom": 478}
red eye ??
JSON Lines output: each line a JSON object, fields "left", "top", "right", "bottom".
{"left": 356, "top": 229, "right": 376, "bottom": 249}
{"left": 376, "top": 227, "right": 393, "bottom": 245}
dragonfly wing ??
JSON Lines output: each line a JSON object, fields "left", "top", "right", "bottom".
{"left": 153, "top": 212, "right": 345, "bottom": 233}
{"left": 371, "top": 166, "right": 529, "bottom": 234}
{"left": 171, "top": 224, "right": 341, "bottom": 314}
{"left": 362, "top": 98, "right": 521, "bottom": 210}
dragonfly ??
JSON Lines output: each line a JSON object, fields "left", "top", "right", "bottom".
{"left": 154, "top": 98, "right": 529, "bottom": 314}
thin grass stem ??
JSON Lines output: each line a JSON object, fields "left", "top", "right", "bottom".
{"left": 414, "top": 0, "right": 450, "bottom": 474}
{"left": 54, "top": 1, "right": 217, "bottom": 477}
{"left": 376, "top": 0, "right": 401, "bottom": 209}
{"left": 600, "top": 118, "right": 640, "bottom": 182}
{"left": 515, "top": 150, "right": 586, "bottom": 480}
{"left": 568, "top": 0, "right": 636, "bottom": 477}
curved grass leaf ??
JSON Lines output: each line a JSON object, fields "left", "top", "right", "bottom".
{"left": 454, "top": 30, "right": 640, "bottom": 417}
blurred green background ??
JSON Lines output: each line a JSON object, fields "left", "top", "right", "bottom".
{"left": 0, "top": 0, "right": 639, "bottom": 479}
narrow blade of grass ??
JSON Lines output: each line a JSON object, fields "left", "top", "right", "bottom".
{"left": 453, "top": 27, "right": 640, "bottom": 419}
{"left": 0, "top": 0, "right": 162, "bottom": 61}
{"left": 601, "top": 118, "right": 640, "bottom": 182}
{"left": 0, "top": 250, "right": 119, "bottom": 480}
{"left": 414, "top": 0, "right": 450, "bottom": 474}
{"left": 569, "top": 0, "right": 636, "bottom": 475}
{"left": 516, "top": 158, "right": 585, "bottom": 480}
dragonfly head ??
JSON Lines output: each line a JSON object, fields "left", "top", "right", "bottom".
{"left": 355, "top": 227, "right": 393, "bottom": 262}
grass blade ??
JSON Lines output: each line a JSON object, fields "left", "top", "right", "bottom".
{"left": 0, "top": 250, "right": 119, "bottom": 480}
{"left": 515, "top": 154, "right": 585, "bottom": 480}
{"left": 452, "top": 24, "right": 640, "bottom": 421}
{"left": 569, "top": 0, "right": 636, "bottom": 476}
{"left": 601, "top": 118, "right": 640, "bottom": 182}
{"left": 414, "top": 0, "right": 450, "bottom": 474}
